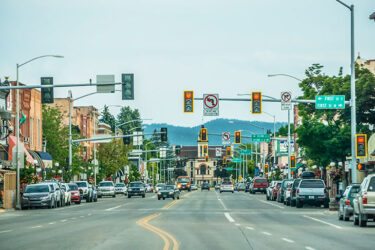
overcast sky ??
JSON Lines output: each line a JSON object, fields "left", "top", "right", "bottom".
{"left": 1, "top": 0, "right": 374, "bottom": 127}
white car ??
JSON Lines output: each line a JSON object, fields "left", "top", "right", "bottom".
{"left": 115, "top": 183, "right": 127, "bottom": 194}
{"left": 61, "top": 183, "right": 72, "bottom": 206}
{"left": 283, "top": 181, "right": 293, "bottom": 206}
{"left": 155, "top": 184, "right": 165, "bottom": 193}
{"left": 220, "top": 182, "right": 234, "bottom": 193}
{"left": 98, "top": 181, "right": 116, "bottom": 198}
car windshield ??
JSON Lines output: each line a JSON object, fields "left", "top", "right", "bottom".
{"left": 255, "top": 179, "right": 267, "bottom": 183}
{"left": 25, "top": 185, "right": 49, "bottom": 193}
{"left": 75, "top": 182, "right": 87, "bottom": 187}
{"left": 178, "top": 178, "right": 190, "bottom": 183}
{"left": 164, "top": 186, "right": 174, "bottom": 190}
{"left": 68, "top": 185, "right": 78, "bottom": 190}
{"left": 130, "top": 183, "right": 144, "bottom": 187}
{"left": 156, "top": 184, "right": 165, "bottom": 187}
{"left": 100, "top": 182, "right": 114, "bottom": 186}
{"left": 350, "top": 186, "right": 360, "bottom": 197}
{"left": 300, "top": 180, "right": 324, "bottom": 188}
{"left": 115, "top": 184, "right": 125, "bottom": 187}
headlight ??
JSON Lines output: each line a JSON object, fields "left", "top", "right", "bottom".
{"left": 157, "top": 192, "right": 161, "bottom": 195}
{"left": 41, "top": 195, "right": 50, "bottom": 199}
{"left": 169, "top": 192, "right": 173, "bottom": 195}
{"left": 22, "top": 196, "right": 28, "bottom": 200}
{"left": 129, "top": 188, "right": 133, "bottom": 191}
{"left": 140, "top": 188, "right": 144, "bottom": 191}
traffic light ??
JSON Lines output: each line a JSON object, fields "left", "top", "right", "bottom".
{"left": 226, "top": 146, "right": 231, "bottom": 156}
{"left": 122, "top": 73, "right": 134, "bottom": 100}
{"left": 357, "top": 163, "right": 365, "bottom": 171}
{"left": 123, "top": 136, "right": 131, "bottom": 145}
{"left": 205, "top": 155, "right": 209, "bottom": 162}
{"left": 251, "top": 91, "right": 262, "bottom": 114}
{"left": 183, "top": 90, "right": 194, "bottom": 113}
{"left": 175, "top": 145, "right": 181, "bottom": 155}
{"left": 203, "top": 145, "right": 208, "bottom": 155}
{"left": 290, "top": 155, "right": 296, "bottom": 168}
{"left": 41, "top": 77, "right": 54, "bottom": 104}
{"left": 223, "top": 156, "right": 227, "bottom": 165}
{"left": 201, "top": 128, "right": 207, "bottom": 142}
{"left": 235, "top": 131, "right": 241, "bottom": 144}
{"left": 264, "top": 164, "right": 269, "bottom": 173}
{"left": 356, "top": 134, "right": 367, "bottom": 158}
{"left": 161, "top": 127, "right": 168, "bottom": 142}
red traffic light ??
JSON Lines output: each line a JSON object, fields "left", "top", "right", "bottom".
{"left": 291, "top": 156, "right": 295, "bottom": 160}
{"left": 357, "top": 137, "right": 365, "bottom": 143}
{"left": 253, "top": 93, "right": 260, "bottom": 100}
{"left": 358, "top": 163, "right": 364, "bottom": 171}
{"left": 185, "top": 92, "right": 192, "bottom": 99}
{"left": 235, "top": 132, "right": 240, "bottom": 136}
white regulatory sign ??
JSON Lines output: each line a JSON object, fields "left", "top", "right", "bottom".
{"left": 203, "top": 94, "right": 219, "bottom": 116}
{"left": 281, "top": 91, "right": 292, "bottom": 110}
{"left": 222, "top": 132, "right": 231, "bottom": 145}
{"left": 215, "top": 148, "right": 222, "bottom": 157}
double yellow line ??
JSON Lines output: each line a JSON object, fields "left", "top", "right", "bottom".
{"left": 162, "top": 199, "right": 181, "bottom": 210}
{"left": 136, "top": 213, "right": 179, "bottom": 250}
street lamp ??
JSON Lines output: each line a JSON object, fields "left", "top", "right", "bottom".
{"left": 115, "top": 119, "right": 152, "bottom": 135}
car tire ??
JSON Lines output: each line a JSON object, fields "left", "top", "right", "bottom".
{"left": 343, "top": 210, "right": 350, "bottom": 221}
{"left": 177, "top": 196, "right": 180, "bottom": 200}
{"left": 112, "top": 194, "right": 116, "bottom": 198}
{"left": 94, "top": 197, "right": 98, "bottom": 202}
{"left": 353, "top": 213, "right": 359, "bottom": 226}
{"left": 173, "top": 196, "right": 175, "bottom": 200}
{"left": 338, "top": 209, "right": 343, "bottom": 220}
{"left": 163, "top": 197, "right": 165, "bottom": 200}
{"left": 142, "top": 194, "right": 145, "bottom": 198}
{"left": 296, "top": 200, "right": 302, "bottom": 208}
{"left": 266, "top": 195, "right": 270, "bottom": 201}
{"left": 98, "top": 195, "right": 102, "bottom": 198}
{"left": 232, "top": 191, "right": 234, "bottom": 193}
{"left": 220, "top": 191, "right": 222, "bottom": 193}
{"left": 359, "top": 212, "right": 367, "bottom": 227}
{"left": 324, "top": 201, "right": 329, "bottom": 208}
{"left": 128, "top": 195, "right": 131, "bottom": 198}
{"left": 158, "top": 197, "right": 161, "bottom": 200}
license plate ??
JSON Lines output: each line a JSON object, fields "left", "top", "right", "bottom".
{"left": 309, "top": 196, "right": 314, "bottom": 199}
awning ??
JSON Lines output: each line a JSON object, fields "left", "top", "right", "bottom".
{"left": 28, "top": 150, "right": 44, "bottom": 170}
{"left": 36, "top": 151, "right": 53, "bottom": 169}
{"left": 8, "top": 135, "right": 34, "bottom": 165}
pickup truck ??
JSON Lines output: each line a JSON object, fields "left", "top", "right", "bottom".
{"left": 250, "top": 177, "right": 268, "bottom": 194}
{"left": 295, "top": 179, "right": 329, "bottom": 208}
{"left": 353, "top": 174, "right": 375, "bottom": 227}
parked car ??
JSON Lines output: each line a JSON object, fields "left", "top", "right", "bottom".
{"left": 42, "top": 181, "right": 64, "bottom": 207}
{"left": 250, "top": 177, "right": 268, "bottom": 194}
{"left": 128, "top": 181, "right": 146, "bottom": 198}
{"left": 290, "top": 178, "right": 302, "bottom": 207}
{"left": 353, "top": 174, "right": 375, "bottom": 227}
{"left": 157, "top": 185, "right": 180, "bottom": 200}
{"left": 97, "top": 181, "right": 116, "bottom": 198}
{"left": 271, "top": 182, "right": 282, "bottom": 201}
{"left": 295, "top": 179, "right": 329, "bottom": 208}
{"left": 75, "top": 181, "right": 93, "bottom": 202}
{"left": 68, "top": 183, "right": 81, "bottom": 204}
{"left": 201, "top": 182, "right": 210, "bottom": 191}
{"left": 220, "top": 182, "right": 234, "bottom": 193}
{"left": 191, "top": 184, "right": 198, "bottom": 191}
{"left": 21, "top": 184, "right": 57, "bottom": 209}
{"left": 266, "top": 181, "right": 278, "bottom": 200}
{"left": 283, "top": 181, "right": 294, "bottom": 206}
{"left": 155, "top": 183, "right": 165, "bottom": 193}
{"left": 237, "top": 183, "right": 246, "bottom": 192}
{"left": 115, "top": 183, "right": 127, "bottom": 195}
{"left": 277, "top": 179, "right": 292, "bottom": 203}
{"left": 337, "top": 184, "right": 360, "bottom": 221}
{"left": 61, "top": 183, "right": 72, "bottom": 206}
{"left": 245, "top": 182, "right": 251, "bottom": 193}
{"left": 215, "top": 184, "right": 221, "bottom": 190}
{"left": 91, "top": 184, "right": 98, "bottom": 202}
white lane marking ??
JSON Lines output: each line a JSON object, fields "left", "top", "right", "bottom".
{"left": 80, "top": 216, "right": 85, "bottom": 218}
{"left": 246, "top": 226, "right": 254, "bottom": 230}
{"left": 60, "top": 219, "right": 67, "bottom": 222}
{"left": 258, "top": 199, "right": 285, "bottom": 209}
{"left": 224, "top": 213, "right": 235, "bottom": 223}
{"left": 49, "top": 222, "right": 56, "bottom": 225}
{"left": 305, "top": 247, "right": 316, "bottom": 250}
{"left": 88, "top": 213, "right": 92, "bottom": 216}
{"left": 262, "top": 232, "right": 272, "bottom": 236}
{"left": 71, "top": 217, "right": 77, "bottom": 220}
{"left": 282, "top": 238, "right": 294, "bottom": 243}
{"left": 0, "top": 230, "right": 13, "bottom": 233}
{"left": 105, "top": 205, "right": 122, "bottom": 211}
{"left": 235, "top": 223, "right": 240, "bottom": 226}
{"left": 31, "top": 225, "right": 42, "bottom": 229}
{"left": 303, "top": 215, "right": 342, "bottom": 229}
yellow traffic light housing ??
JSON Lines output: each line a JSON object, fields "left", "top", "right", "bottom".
{"left": 205, "top": 155, "right": 209, "bottom": 162}
{"left": 226, "top": 146, "right": 231, "bottom": 156}
{"left": 183, "top": 90, "right": 194, "bottom": 113}
{"left": 290, "top": 155, "right": 296, "bottom": 168}
{"left": 201, "top": 128, "right": 208, "bottom": 142}
{"left": 223, "top": 156, "right": 227, "bottom": 165}
{"left": 235, "top": 131, "right": 241, "bottom": 144}
{"left": 251, "top": 91, "right": 262, "bottom": 114}
{"left": 356, "top": 134, "right": 367, "bottom": 158}
{"left": 203, "top": 145, "right": 208, "bottom": 155}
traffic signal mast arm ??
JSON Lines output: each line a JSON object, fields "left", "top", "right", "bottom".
{"left": 71, "top": 132, "right": 164, "bottom": 143}
{"left": 0, "top": 81, "right": 124, "bottom": 90}
{"left": 193, "top": 97, "right": 350, "bottom": 105}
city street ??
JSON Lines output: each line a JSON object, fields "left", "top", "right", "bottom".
{"left": 1, "top": 191, "right": 374, "bottom": 250}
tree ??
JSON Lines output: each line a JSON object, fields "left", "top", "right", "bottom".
{"left": 97, "top": 139, "right": 130, "bottom": 178}
{"left": 129, "top": 164, "right": 141, "bottom": 182}
{"left": 116, "top": 106, "right": 142, "bottom": 133}
{"left": 276, "top": 124, "right": 295, "bottom": 137}
{"left": 99, "top": 105, "right": 116, "bottom": 133}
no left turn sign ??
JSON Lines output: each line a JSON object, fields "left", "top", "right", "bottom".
{"left": 281, "top": 91, "right": 292, "bottom": 110}
{"left": 203, "top": 94, "right": 219, "bottom": 116}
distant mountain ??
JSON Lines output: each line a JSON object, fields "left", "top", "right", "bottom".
{"left": 143, "top": 118, "right": 286, "bottom": 146}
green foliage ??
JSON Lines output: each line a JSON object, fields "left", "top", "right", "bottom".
{"left": 99, "top": 105, "right": 116, "bottom": 133}
{"left": 98, "top": 139, "right": 130, "bottom": 178}
{"left": 128, "top": 164, "right": 141, "bottom": 182}
{"left": 276, "top": 124, "right": 295, "bottom": 137}
{"left": 296, "top": 64, "right": 375, "bottom": 167}
{"left": 117, "top": 106, "right": 142, "bottom": 133}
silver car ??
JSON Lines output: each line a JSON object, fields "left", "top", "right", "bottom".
{"left": 98, "top": 181, "right": 116, "bottom": 198}
{"left": 115, "top": 183, "right": 127, "bottom": 195}
{"left": 61, "top": 183, "right": 72, "bottom": 206}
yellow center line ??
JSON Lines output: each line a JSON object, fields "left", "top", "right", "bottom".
{"left": 137, "top": 213, "right": 179, "bottom": 250}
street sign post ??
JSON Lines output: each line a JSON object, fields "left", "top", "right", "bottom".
{"left": 240, "top": 149, "right": 251, "bottom": 155}
{"left": 281, "top": 91, "right": 292, "bottom": 110}
{"left": 222, "top": 132, "right": 231, "bottom": 145}
{"left": 251, "top": 134, "right": 270, "bottom": 142}
{"left": 315, "top": 95, "right": 345, "bottom": 109}
{"left": 203, "top": 94, "right": 219, "bottom": 116}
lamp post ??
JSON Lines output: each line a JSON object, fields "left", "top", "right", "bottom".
{"left": 115, "top": 119, "right": 152, "bottom": 135}
{"left": 336, "top": 0, "right": 356, "bottom": 184}
{"left": 15, "top": 55, "right": 63, "bottom": 209}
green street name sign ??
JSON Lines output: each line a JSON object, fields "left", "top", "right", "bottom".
{"left": 240, "top": 149, "right": 251, "bottom": 155}
{"left": 315, "top": 95, "right": 345, "bottom": 109}
{"left": 232, "top": 158, "right": 243, "bottom": 163}
{"left": 252, "top": 134, "right": 270, "bottom": 142}
{"left": 226, "top": 167, "right": 233, "bottom": 170}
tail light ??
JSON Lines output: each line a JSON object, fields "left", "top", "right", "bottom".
{"left": 287, "top": 188, "right": 291, "bottom": 191}
{"left": 297, "top": 189, "right": 300, "bottom": 194}
{"left": 363, "top": 192, "right": 368, "bottom": 204}
{"left": 187, "top": 183, "right": 191, "bottom": 186}
{"left": 345, "top": 199, "right": 351, "bottom": 206}
{"left": 324, "top": 189, "right": 327, "bottom": 194}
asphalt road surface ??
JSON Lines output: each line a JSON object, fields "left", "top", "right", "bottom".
{"left": 0, "top": 190, "right": 374, "bottom": 250}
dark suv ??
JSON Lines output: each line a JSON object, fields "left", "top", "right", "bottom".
{"left": 290, "top": 178, "right": 302, "bottom": 207}
{"left": 277, "top": 179, "right": 292, "bottom": 203}
{"left": 201, "top": 182, "right": 210, "bottom": 191}
{"left": 128, "top": 182, "right": 146, "bottom": 198}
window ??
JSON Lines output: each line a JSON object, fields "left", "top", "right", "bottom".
{"left": 368, "top": 177, "right": 375, "bottom": 192}
{"left": 200, "top": 165, "right": 206, "bottom": 175}
{"left": 29, "top": 117, "right": 33, "bottom": 145}
{"left": 37, "top": 119, "right": 40, "bottom": 146}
